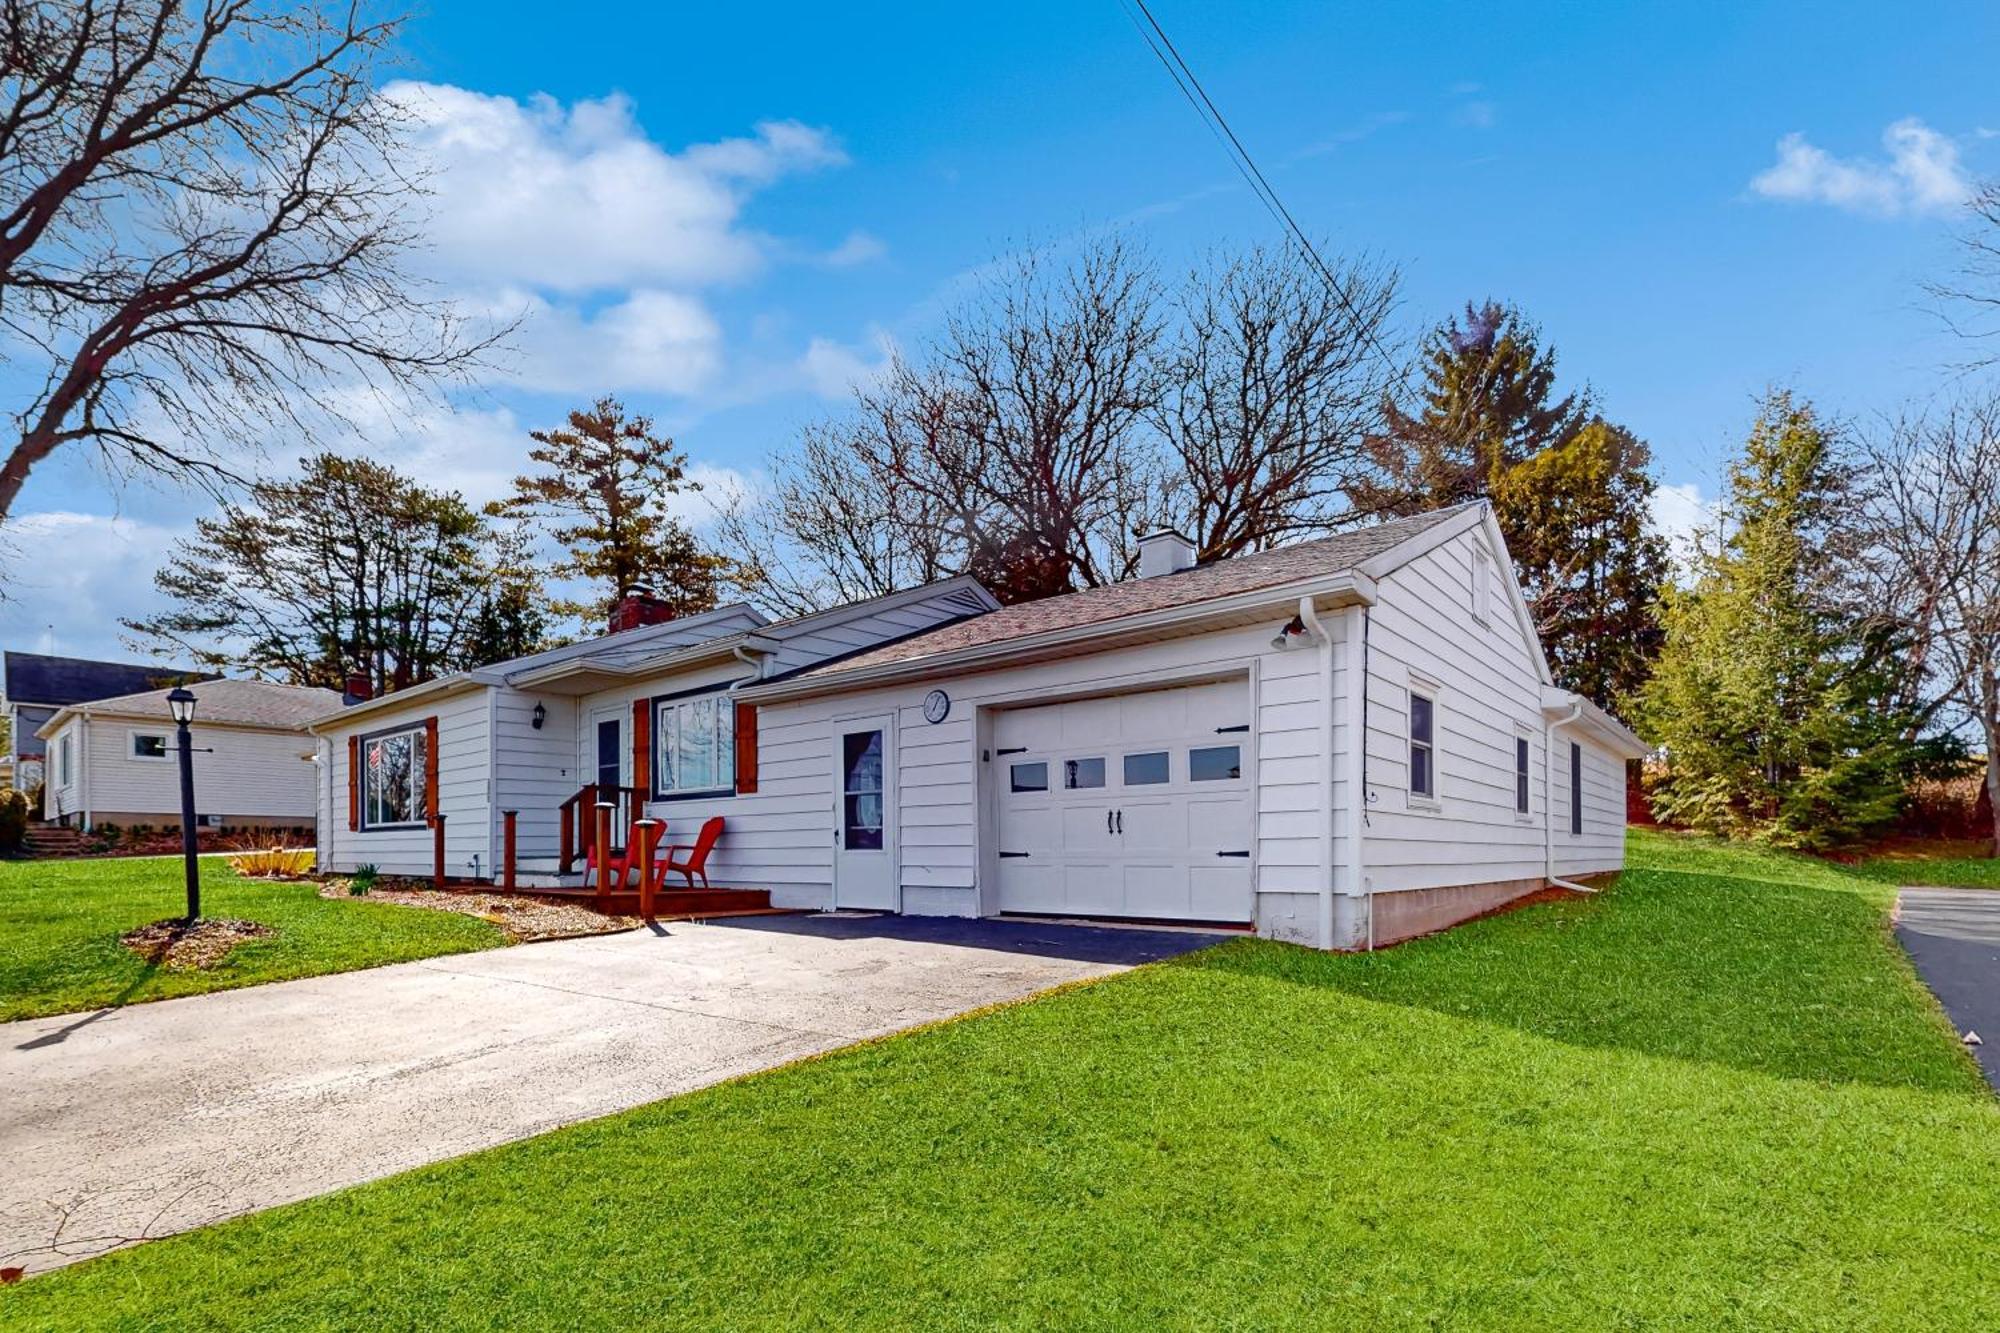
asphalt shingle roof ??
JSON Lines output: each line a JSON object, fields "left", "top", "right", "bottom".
{"left": 66, "top": 679, "right": 342, "bottom": 730}
{"left": 790, "top": 505, "right": 1470, "bottom": 682}
{"left": 1, "top": 652, "right": 214, "bottom": 707}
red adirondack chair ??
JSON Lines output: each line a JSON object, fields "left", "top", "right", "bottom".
{"left": 661, "top": 816, "right": 725, "bottom": 890}
{"left": 584, "top": 822, "right": 661, "bottom": 890}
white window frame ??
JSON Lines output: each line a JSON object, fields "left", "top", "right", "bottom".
{"left": 55, "top": 732, "right": 72, "bottom": 787}
{"left": 1407, "top": 676, "right": 1439, "bottom": 807}
{"left": 360, "top": 724, "right": 428, "bottom": 831}
{"left": 128, "top": 729, "right": 173, "bottom": 763}
{"left": 653, "top": 687, "right": 737, "bottom": 800}
{"left": 1470, "top": 543, "right": 1492, "bottom": 626}
{"left": 1569, "top": 740, "right": 1585, "bottom": 837}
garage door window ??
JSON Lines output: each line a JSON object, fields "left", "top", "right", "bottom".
{"left": 1009, "top": 761, "right": 1048, "bottom": 793}
{"left": 1188, "top": 745, "right": 1241, "bottom": 782}
{"left": 1063, "top": 757, "right": 1106, "bottom": 789}
{"left": 1123, "top": 751, "right": 1169, "bottom": 785}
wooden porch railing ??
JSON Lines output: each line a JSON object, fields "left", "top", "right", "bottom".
{"left": 558, "top": 783, "right": 645, "bottom": 874}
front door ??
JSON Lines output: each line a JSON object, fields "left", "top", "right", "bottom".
{"left": 833, "top": 718, "right": 895, "bottom": 910}
{"left": 587, "top": 707, "right": 628, "bottom": 850}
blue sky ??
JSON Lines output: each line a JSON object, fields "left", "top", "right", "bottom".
{"left": 7, "top": 0, "right": 1998, "bottom": 661}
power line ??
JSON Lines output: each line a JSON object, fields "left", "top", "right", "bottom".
{"left": 1117, "top": 0, "right": 1404, "bottom": 379}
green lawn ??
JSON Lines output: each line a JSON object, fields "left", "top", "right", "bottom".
{"left": 0, "top": 855, "right": 504, "bottom": 1022}
{"left": 6, "top": 830, "right": 1998, "bottom": 1330}
{"left": 1849, "top": 843, "right": 2000, "bottom": 890}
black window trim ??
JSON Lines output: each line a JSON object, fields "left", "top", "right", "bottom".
{"left": 1514, "top": 734, "right": 1531, "bottom": 816}
{"left": 1569, "top": 741, "right": 1584, "bottom": 836}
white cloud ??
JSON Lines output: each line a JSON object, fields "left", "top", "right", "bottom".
{"left": 1749, "top": 117, "right": 1973, "bottom": 218}
{"left": 820, "top": 231, "right": 888, "bottom": 268}
{"left": 799, "top": 330, "right": 895, "bottom": 399}
{"left": 0, "top": 512, "right": 186, "bottom": 662}
{"left": 385, "top": 82, "right": 846, "bottom": 294}
{"left": 1455, "top": 101, "right": 1496, "bottom": 130}
{"left": 1649, "top": 481, "right": 1713, "bottom": 571}
{"left": 495, "top": 288, "right": 724, "bottom": 396}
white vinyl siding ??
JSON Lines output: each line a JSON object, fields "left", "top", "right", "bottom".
{"left": 57, "top": 716, "right": 317, "bottom": 828}
{"left": 322, "top": 689, "right": 490, "bottom": 877}
{"left": 1362, "top": 525, "right": 1574, "bottom": 893}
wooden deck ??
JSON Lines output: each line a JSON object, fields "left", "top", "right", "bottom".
{"left": 433, "top": 881, "right": 785, "bottom": 920}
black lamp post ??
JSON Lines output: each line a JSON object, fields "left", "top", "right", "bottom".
{"left": 167, "top": 686, "right": 200, "bottom": 922}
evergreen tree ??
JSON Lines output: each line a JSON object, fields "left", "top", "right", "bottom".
{"left": 495, "top": 398, "right": 731, "bottom": 630}
{"left": 1350, "top": 300, "right": 1591, "bottom": 516}
{"left": 1492, "top": 420, "right": 1670, "bottom": 709}
{"left": 1638, "top": 393, "right": 1920, "bottom": 849}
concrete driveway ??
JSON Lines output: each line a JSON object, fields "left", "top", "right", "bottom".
{"left": 1896, "top": 887, "right": 2000, "bottom": 1091}
{"left": 0, "top": 914, "right": 1220, "bottom": 1275}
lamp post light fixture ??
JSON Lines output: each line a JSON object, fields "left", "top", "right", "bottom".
{"left": 166, "top": 686, "right": 201, "bottom": 923}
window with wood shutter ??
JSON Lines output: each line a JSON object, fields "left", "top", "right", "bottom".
{"left": 652, "top": 688, "right": 735, "bottom": 798}
{"left": 358, "top": 723, "right": 428, "bottom": 830}
{"left": 734, "top": 701, "right": 758, "bottom": 794}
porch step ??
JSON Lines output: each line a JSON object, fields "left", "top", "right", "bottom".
{"left": 23, "top": 824, "right": 86, "bottom": 857}
{"left": 511, "top": 885, "right": 778, "bottom": 919}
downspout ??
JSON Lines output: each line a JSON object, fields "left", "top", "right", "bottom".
{"left": 1544, "top": 701, "right": 1598, "bottom": 895}
{"left": 729, "top": 642, "right": 767, "bottom": 686}
{"left": 1293, "top": 596, "right": 1335, "bottom": 951}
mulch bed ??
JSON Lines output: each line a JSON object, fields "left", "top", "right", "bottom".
{"left": 319, "top": 882, "right": 640, "bottom": 943}
{"left": 121, "top": 918, "right": 275, "bottom": 971}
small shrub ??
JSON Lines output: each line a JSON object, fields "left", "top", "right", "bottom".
{"left": 228, "top": 846, "right": 315, "bottom": 878}
{"left": 348, "top": 863, "right": 379, "bottom": 896}
{"left": 0, "top": 788, "right": 27, "bottom": 852}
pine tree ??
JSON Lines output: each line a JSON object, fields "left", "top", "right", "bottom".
{"left": 495, "top": 398, "right": 732, "bottom": 631}
{"left": 1349, "top": 300, "right": 1590, "bottom": 516}
{"left": 1491, "top": 420, "right": 1670, "bottom": 710}
{"left": 1638, "top": 392, "right": 1919, "bottom": 849}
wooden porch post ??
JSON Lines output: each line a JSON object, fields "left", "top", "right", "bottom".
{"left": 501, "top": 811, "right": 517, "bottom": 891}
{"left": 580, "top": 782, "right": 599, "bottom": 868}
{"left": 593, "top": 801, "right": 614, "bottom": 909}
{"left": 634, "top": 818, "right": 661, "bottom": 920}
{"left": 432, "top": 813, "right": 447, "bottom": 891}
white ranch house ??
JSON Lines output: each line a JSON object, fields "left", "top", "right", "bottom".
{"left": 308, "top": 502, "right": 1646, "bottom": 949}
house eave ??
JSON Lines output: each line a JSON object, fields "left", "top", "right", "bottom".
{"left": 740, "top": 570, "right": 1377, "bottom": 704}
{"left": 1540, "top": 687, "right": 1650, "bottom": 760}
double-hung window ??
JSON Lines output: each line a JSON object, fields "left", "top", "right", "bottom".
{"left": 655, "top": 689, "right": 736, "bottom": 798}
{"left": 1409, "top": 689, "right": 1436, "bottom": 800}
{"left": 361, "top": 726, "right": 427, "bottom": 829}
{"left": 1569, "top": 741, "right": 1584, "bottom": 836}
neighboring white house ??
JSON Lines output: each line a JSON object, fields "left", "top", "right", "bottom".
{"left": 38, "top": 679, "right": 340, "bottom": 834}
{"left": 308, "top": 502, "right": 1647, "bottom": 949}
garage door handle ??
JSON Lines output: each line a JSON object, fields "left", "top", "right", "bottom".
{"left": 1217, "top": 850, "right": 1250, "bottom": 858}
{"left": 1115, "top": 810, "right": 1122, "bottom": 834}
{"left": 1106, "top": 810, "right": 1113, "bottom": 834}
{"left": 999, "top": 851, "right": 1030, "bottom": 859}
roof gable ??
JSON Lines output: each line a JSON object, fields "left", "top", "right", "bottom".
{"left": 38, "top": 679, "right": 342, "bottom": 735}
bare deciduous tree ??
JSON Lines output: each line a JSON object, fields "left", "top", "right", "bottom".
{"left": 1858, "top": 398, "right": 2000, "bottom": 855}
{"left": 1158, "top": 245, "right": 1398, "bottom": 559}
{"left": 0, "top": 0, "right": 497, "bottom": 524}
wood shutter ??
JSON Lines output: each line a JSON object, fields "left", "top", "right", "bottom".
{"left": 734, "top": 701, "right": 758, "bottom": 794}
{"left": 631, "top": 697, "right": 651, "bottom": 794}
{"left": 423, "top": 715, "right": 440, "bottom": 827}
{"left": 347, "top": 735, "right": 360, "bottom": 830}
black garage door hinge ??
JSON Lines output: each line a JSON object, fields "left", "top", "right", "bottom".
{"left": 1216, "top": 849, "right": 1250, "bottom": 858}
{"left": 998, "top": 851, "right": 1030, "bottom": 859}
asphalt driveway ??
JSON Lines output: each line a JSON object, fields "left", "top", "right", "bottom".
{"left": 0, "top": 914, "right": 1219, "bottom": 1275}
{"left": 1895, "top": 887, "right": 2000, "bottom": 1091}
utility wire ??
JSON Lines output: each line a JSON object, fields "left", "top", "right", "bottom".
{"left": 1117, "top": 0, "right": 1404, "bottom": 380}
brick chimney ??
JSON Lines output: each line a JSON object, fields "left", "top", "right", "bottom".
{"left": 609, "top": 586, "right": 676, "bottom": 634}
{"left": 342, "top": 673, "right": 372, "bottom": 705}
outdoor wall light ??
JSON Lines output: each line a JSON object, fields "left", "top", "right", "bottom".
{"left": 1270, "top": 614, "right": 1307, "bottom": 651}
{"left": 531, "top": 702, "right": 546, "bottom": 730}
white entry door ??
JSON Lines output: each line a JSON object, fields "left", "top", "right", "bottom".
{"left": 992, "top": 679, "right": 1253, "bottom": 923}
{"left": 833, "top": 718, "right": 896, "bottom": 910}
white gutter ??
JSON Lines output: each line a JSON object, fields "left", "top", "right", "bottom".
{"left": 1290, "top": 596, "right": 1337, "bottom": 951}
{"left": 1543, "top": 700, "right": 1597, "bottom": 895}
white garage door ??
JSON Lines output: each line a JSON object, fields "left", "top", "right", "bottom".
{"left": 992, "top": 678, "right": 1253, "bottom": 923}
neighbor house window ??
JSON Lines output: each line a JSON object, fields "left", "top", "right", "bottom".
{"left": 53, "top": 734, "right": 70, "bottom": 786}
{"left": 1515, "top": 736, "right": 1531, "bottom": 814}
{"left": 654, "top": 690, "right": 735, "bottom": 797}
{"left": 130, "top": 731, "right": 171, "bottom": 762}
{"left": 1570, "top": 741, "right": 1584, "bottom": 836}
{"left": 1409, "top": 690, "right": 1436, "bottom": 800}
{"left": 362, "top": 726, "right": 427, "bottom": 829}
